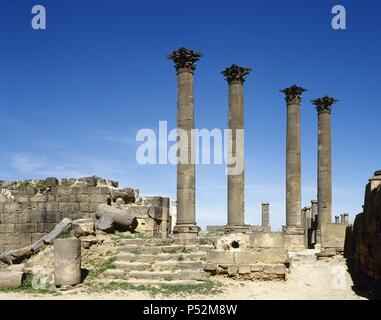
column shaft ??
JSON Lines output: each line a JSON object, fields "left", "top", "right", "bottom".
{"left": 227, "top": 81, "right": 244, "bottom": 226}
{"left": 176, "top": 70, "right": 196, "bottom": 226}
{"left": 286, "top": 102, "right": 302, "bottom": 227}
{"left": 317, "top": 111, "right": 332, "bottom": 227}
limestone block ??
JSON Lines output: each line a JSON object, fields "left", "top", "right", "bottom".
{"left": 255, "top": 248, "right": 289, "bottom": 264}
{"left": 79, "top": 203, "right": 90, "bottom": 212}
{"left": 216, "top": 233, "right": 250, "bottom": 251}
{"left": 321, "top": 223, "right": 347, "bottom": 251}
{"left": 59, "top": 202, "right": 80, "bottom": 213}
{"left": 31, "top": 211, "right": 47, "bottom": 223}
{"left": 79, "top": 177, "right": 97, "bottom": 187}
{"left": 15, "top": 223, "right": 37, "bottom": 233}
{"left": 0, "top": 224, "right": 15, "bottom": 233}
{"left": 89, "top": 194, "right": 108, "bottom": 203}
{"left": 72, "top": 218, "right": 95, "bottom": 237}
{"left": 250, "top": 264, "right": 264, "bottom": 272}
{"left": 78, "top": 195, "right": 90, "bottom": 203}
{"left": 203, "top": 263, "right": 218, "bottom": 272}
{"left": 273, "top": 264, "right": 287, "bottom": 275}
{"left": 14, "top": 195, "right": 30, "bottom": 204}
{"left": 206, "top": 251, "right": 235, "bottom": 264}
{"left": 4, "top": 203, "right": 21, "bottom": 213}
{"left": 238, "top": 265, "right": 251, "bottom": 274}
{"left": 18, "top": 211, "right": 31, "bottom": 224}
{"left": 234, "top": 251, "right": 257, "bottom": 264}
{"left": 227, "top": 265, "right": 238, "bottom": 277}
{"left": 249, "top": 232, "right": 285, "bottom": 248}
{"left": 0, "top": 213, "right": 16, "bottom": 224}
{"left": 46, "top": 202, "right": 58, "bottom": 212}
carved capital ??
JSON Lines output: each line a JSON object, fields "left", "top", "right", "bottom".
{"left": 222, "top": 64, "right": 252, "bottom": 84}
{"left": 166, "top": 47, "right": 203, "bottom": 74}
{"left": 311, "top": 96, "right": 338, "bottom": 114}
{"left": 280, "top": 85, "right": 307, "bottom": 105}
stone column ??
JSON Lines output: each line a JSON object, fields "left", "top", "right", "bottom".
{"left": 335, "top": 216, "right": 340, "bottom": 224}
{"left": 311, "top": 200, "right": 318, "bottom": 224}
{"left": 167, "top": 48, "right": 202, "bottom": 238}
{"left": 312, "top": 96, "right": 338, "bottom": 229}
{"left": 343, "top": 213, "right": 349, "bottom": 224}
{"left": 281, "top": 85, "right": 307, "bottom": 231}
{"left": 261, "top": 202, "right": 270, "bottom": 230}
{"left": 222, "top": 64, "right": 251, "bottom": 233}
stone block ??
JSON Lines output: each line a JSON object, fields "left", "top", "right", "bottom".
{"left": 20, "top": 232, "right": 32, "bottom": 244}
{"left": 46, "top": 202, "right": 58, "bottom": 212}
{"left": 321, "top": 223, "right": 347, "bottom": 251}
{"left": 31, "top": 211, "right": 47, "bottom": 223}
{"left": 238, "top": 265, "right": 251, "bottom": 274}
{"left": 250, "top": 264, "right": 264, "bottom": 272}
{"left": 30, "top": 194, "right": 48, "bottom": 202}
{"left": 14, "top": 195, "right": 30, "bottom": 204}
{"left": 59, "top": 202, "right": 79, "bottom": 213}
{"left": 79, "top": 176, "right": 97, "bottom": 187}
{"left": 207, "top": 251, "right": 235, "bottom": 264}
{"left": 234, "top": 251, "right": 257, "bottom": 264}
{"left": 0, "top": 223, "right": 15, "bottom": 233}
{"left": 227, "top": 265, "right": 238, "bottom": 276}
{"left": 0, "top": 213, "right": 17, "bottom": 224}
{"left": 57, "top": 194, "right": 77, "bottom": 202}
{"left": 72, "top": 218, "right": 95, "bottom": 237}
{"left": 273, "top": 264, "right": 287, "bottom": 275}
{"left": 18, "top": 211, "right": 31, "bottom": 224}
{"left": 110, "top": 188, "right": 135, "bottom": 203}
{"left": 263, "top": 265, "right": 275, "bottom": 273}
{"left": 89, "top": 194, "right": 108, "bottom": 203}
{"left": 15, "top": 223, "right": 37, "bottom": 233}
{"left": 80, "top": 202, "right": 90, "bottom": 212}
{"left": 203, "top": 263, "right": 218, "bottom": 272}
{"left": 249, "top": 231, "right": 285, "bottom": 248}
{"left": 78, "top": 195, "right": 90, "bottom": 203}
{"left": 255, "top": 248, "right": 289, "bottom": 264}
{"left": 4, "top": 203, "right": 21, "bottom": 213}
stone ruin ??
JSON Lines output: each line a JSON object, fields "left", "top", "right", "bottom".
{"left": 0, "top": 176, "right": 170, "bottom": 254}
{"left": 0, "top": 47, "right": 379, "bottom": 296}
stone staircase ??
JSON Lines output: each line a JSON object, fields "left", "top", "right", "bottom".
{"left": 98, "top": 238, "right": 214, "bottom": 286}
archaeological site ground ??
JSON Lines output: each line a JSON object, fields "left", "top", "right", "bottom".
{"left": 0, "top": 1, "right": 380, "bottom": 313}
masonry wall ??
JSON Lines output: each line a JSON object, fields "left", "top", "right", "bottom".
{"left": 0, "top": 177, "right": 170, "bottom": 253}
{"left": 345, "top": 171, "right": 381, "bottom": 292}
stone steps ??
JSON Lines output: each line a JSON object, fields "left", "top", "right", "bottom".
{"left": 116, "top": 252, "right": 207, "bottom": 263}
{"left": 113, "top": 260, "right": 203, "bottom": 271}
{"left": 97, "top": 279, "right": 202, "bottom": 287}
{"left": 118, "top": 244, "right": 213, "bottom": 255}
{"left": 103, "top": 269, "right": 209, "bottom": 281}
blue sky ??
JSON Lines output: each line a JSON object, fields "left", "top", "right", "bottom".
{"left": 0, "top": 0, "right": 380, "bottom": 230}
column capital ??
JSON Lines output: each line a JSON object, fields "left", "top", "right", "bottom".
{"left": 311, "top": 96, "right": 338, "bottom": 114}
{"left": 166, "top": 47, "right": 203, "bottom": 74}
{"left": 222, "top": 64, "right": 252, "bottom": 84}
{"left": 280, "top": 85, "right": 307, "bottom": 104}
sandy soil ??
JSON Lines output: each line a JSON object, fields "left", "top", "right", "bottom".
{"left": 0, "top": 249, "right": 365, "bottom": 300}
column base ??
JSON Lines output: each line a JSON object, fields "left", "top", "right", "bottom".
{"left": 224, "top": 225, "right": 250, "bottom": 234}
{"left": 173, "top": 224, "right": 200, "bottom": 239}
{"left": 282, "top": 226, "right": 306, "bottom": 251}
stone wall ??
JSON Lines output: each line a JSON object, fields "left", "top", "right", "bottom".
{"left": 0, "top": 177, "right": 170, "bottom": 253}
{"left": 345, "top": 171, "right": 381, "bottom": 294}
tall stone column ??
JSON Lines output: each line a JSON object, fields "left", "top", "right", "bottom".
{"left": 261, "top": 203, "right": 270, "bottom": 230}
{"left": 222, "top": 64, "right": 251, "bottom": 233}
{"left": 311, "top": 96, "right": 338, "bottom": 229}
{"left": 281, "top": 85, "right": 307, "bottom": 231}
{"left": 167, "top": 48, "right": 202, "bottom": 238}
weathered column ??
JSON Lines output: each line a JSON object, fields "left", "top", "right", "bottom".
{"left": 335, "top": 216, "right": 340, "bottom": 224}
{"left": 167, "top": 48, "right": 202, "bottom": 238}
{"left": 261, "top": 202, "right": 270, "bottom": 230}
{"left": 312, "top": 96, "right": 338, "bottom": 229}
{"left": 54, "top": 238, "right": 81, "bottom": 286}
{"left": 343, "top": 213, "right": 349, "bottom": 224}
{"left": 311, "top": 200, "right": 318, "bottom": 224}
{"left": 222, "top": 64, "right": 251, "bottom": 233}
{"left": 281, "top": 85, "right": 307, "bottom": 230}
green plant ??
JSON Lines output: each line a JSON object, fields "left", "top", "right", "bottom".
{"left": 58, "top": 228, "right": 74, "bottom": 239}
{"left": 177, "top": 255, "right": 184, "bottom": 262}
{"left": 87, "top": 257, "right": 117, "bottom": 280}
{"left": 35, "top": 180, "right": 47, "bottom": 193}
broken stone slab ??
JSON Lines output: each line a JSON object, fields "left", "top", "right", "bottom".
{"left": 0, "top": 218, "right": 72, "bottom": 265}
{"left": 227, "top": 265, "right": 238, "bottom": 277}
{"left": 95, "top": 204, "right": 137, "bottom": 231}
{"left": 0, "top": 271, "right": 25, "bottom": 288}
{"left": 72, "top": 218, "right": 95, "bottom": 237}
{"left": 95, "top": 214, "right": 114, "bottom": 232}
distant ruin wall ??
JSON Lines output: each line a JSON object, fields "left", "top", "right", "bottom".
{"left": 345, "top": 171, "right": 381, "bottom": 291}
{"left": 0, "top": 177, "right": 170, "bottom": 253}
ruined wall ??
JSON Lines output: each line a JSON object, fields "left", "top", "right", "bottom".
{"left": 0, "top": 177, "right": 170, "bottom": 253}
{"left": 345, "top": 171, "right": 381, "bottom": 292}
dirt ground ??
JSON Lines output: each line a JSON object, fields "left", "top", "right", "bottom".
{"left": 0, "top": 249, "right": 365, "bottom": 300}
